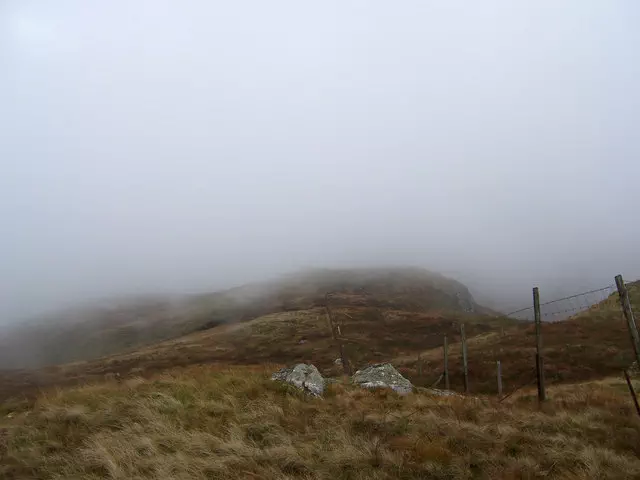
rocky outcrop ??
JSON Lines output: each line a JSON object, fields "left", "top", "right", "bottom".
{"left": 352, "top": 363, "right": 414, "bottom": 395}
{"left": 455, "top": 291, "right": 475, "bottom": 313}
{"left": 271, "top": 364, "right": 325, "bottom": 396}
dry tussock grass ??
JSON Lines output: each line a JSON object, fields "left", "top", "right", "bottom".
{"left": 2, "top": 365, "right": 640, "bottom": 479}
{"left": 0, "top": 307, "right": 513, "bottom": 402}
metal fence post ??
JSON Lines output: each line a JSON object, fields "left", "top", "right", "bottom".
{"left": 615, "top": 275, "right": 640, "bottom": 367}
{"left": 533, "top": 287, "right": 546, "bottom": 402}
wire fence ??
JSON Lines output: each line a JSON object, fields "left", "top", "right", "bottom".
{"left": 324, "top": 276, "right": 639, "bottom": 405}
{"left": 505, "top": 284, "right": 617, "bottom": 322}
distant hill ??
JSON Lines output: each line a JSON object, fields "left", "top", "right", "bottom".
{"left": 2, "top": 273, "right": 636, "bottom": 403}
{"left": 0, "top": 267, "right": 489, "bottom": 369}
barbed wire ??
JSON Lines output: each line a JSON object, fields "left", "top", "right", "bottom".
{"left": 506, "top": 284, "right": 616, "bottom": 321}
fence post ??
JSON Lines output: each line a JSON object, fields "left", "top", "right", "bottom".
{"left": 533, "top": 287, "right": 546, "bottom": 401}
{"left": 497, "top": 360, "right": 503, "bottom": 396}
{"left": 325, "top": 299, "right": 352, "bottom": 376}
{"left": 624, "top": 370, "right": 640, "bottom": 417}
{"left": 615, "top": 275, "right": 640, "bottom": 367}
{"left": 443, "top": 335, "right": 450, "bottom": 390}
{"left": 460, "top": 323, "right": 469, "bottom": 393}
{"left": 335, "top": 323, "right": 351, "bottom": 376}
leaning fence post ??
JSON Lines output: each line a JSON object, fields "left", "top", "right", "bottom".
{"left": 460, "top": 323, "right": 469, "bottom": 393}
{"left": 533, "top": 287, "right": 546, "bottom": 402}
{"left": 615, "top": 275, "right": 640, "bottom": 367}
{"left": 497, "top": 360, "right": 503, "bottom": 396}
{"left": 443, "top": 335, "right": 450, "bottom": 390}
{"left": 624, "top": 369, "right": 640, "bottom": 418}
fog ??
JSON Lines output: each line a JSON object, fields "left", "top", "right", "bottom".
{"left": 1, "top": 1, "right": 639, "bottom": 323}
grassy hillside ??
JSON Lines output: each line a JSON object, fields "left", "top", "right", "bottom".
{"left": 3, "top": 273, "right": 638, "bottom": 404}
{"left": 2, "top": 280, "right": 640, "bottom": 478}
{"left": 2, "top": 365, "right": 640, "bottom": 479}
{"left": 2, "top": 280, "right": 638, "bottom": 404}
{"left": 0, "top": 306, "right": 517, "bottom": 403}
{"left": 0, "top": 268, "right": 484, "bottom": 369}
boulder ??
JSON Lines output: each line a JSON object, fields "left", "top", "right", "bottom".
{"left": 271, "top": 364, "right": 325, "bottom": 397}
{"left": 352, "top": 363, "right": 414, "bottom": 395}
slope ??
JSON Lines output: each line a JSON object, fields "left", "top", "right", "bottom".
{"left": 0, "top": 267, "right": 485, "bottom": 369}
{"left": 0, "top": 304, "right": 517, "bottom": 403}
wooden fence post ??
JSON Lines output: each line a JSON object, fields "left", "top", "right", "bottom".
{"left": 460, "top": 323, "right": 469, "bottom": 393}
{"left": 615, "top": 275, "right": 640, "bottom": 367}
{"left": 497, "top": 360, "right": 503, "bottom": 396}
{"left": 443, "top": 335, "right": 450, "bottom": 390}
{"left": 325, "top": 295, "right": 352, "bottom": 376}
{"left": 533, "top": 287, "right": 546, "bottom": 402}
{"left": 334, "top": 322, "right": 351, "bottom": 376}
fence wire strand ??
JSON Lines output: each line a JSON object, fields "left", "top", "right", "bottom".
{"left": 506, "top": 284, "right": 616, "bottom": 321}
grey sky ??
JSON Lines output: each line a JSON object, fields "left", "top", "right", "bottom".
{"left": 1, "top": 1, "right": 639, "bottom": 321}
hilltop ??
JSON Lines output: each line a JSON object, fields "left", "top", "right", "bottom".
{"left": 0, "top": 267, "right": 484, "bottom": 369}
{"left": 0, "top": 268, "right": 516, "bottom": 402}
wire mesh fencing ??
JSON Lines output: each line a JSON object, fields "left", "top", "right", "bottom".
{"left": 506, "top": 284, "right": 617, "bottom": 322}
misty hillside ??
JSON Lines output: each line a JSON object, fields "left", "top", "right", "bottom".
{"left": 2, "top": 280, "right": 639, "bottom": 479}
{"left": 1, "top": 284, "right": 639, "bottom": 476}
{"left": 2, "top": 279, "right": 634, "bottom": 404}
{"left": 3, "top": 2, "right": 640, "bottom": 477}
{"left": 0, "top": 268, "right": 484, "bottom": 369}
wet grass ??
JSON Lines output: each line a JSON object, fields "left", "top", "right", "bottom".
{"left": 2, "top": 365, "right": 640, "bottom": 479}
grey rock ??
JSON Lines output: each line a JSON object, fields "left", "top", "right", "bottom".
{"left": 334, "top": 358, "right": 342, "bottom": 365}
{"left": 271, "top": 364, "right": 325, "bottom": 397}
{"left": 352, "top": 363, "right": 414, "bottom": 395}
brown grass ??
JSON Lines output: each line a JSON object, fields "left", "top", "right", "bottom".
{"left": 0, "top": 307, "right": 516, "bottom": 403}
{"left": 1, "top": 282, "right": 637, "bottom": 406}
{"left": 2, "top": 365, "right": 640, "bottom": 479}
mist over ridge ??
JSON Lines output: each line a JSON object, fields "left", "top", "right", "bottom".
{"left": 1, "top": 1, "right": 639, "bottom": 323}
